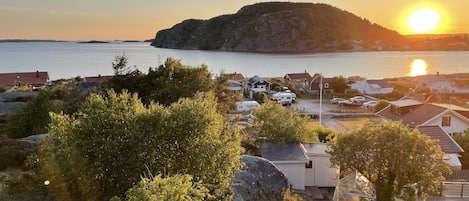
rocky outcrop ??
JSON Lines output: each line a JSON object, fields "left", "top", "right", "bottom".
{"left": 0, "top": 92, "right": 36, "bottom": 116}
{"left": 152, "top": 2, "right": 403, "bottom": 53}
{"left": 232, "top": 155, "right": 290, "bottom": 201}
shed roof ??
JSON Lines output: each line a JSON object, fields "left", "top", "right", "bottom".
{"left": 417, "top": 125, "right": 464, "bottom": 153}
{"left": 377, "top": 103, "right": 447, "bottom": 128}
{"left": 367, "top": 79, "right": 393, "bottom": 88}
{"left": 286, "top": 73, "right": 312, "bottom": 80}
{"left": 260, "top": 141, "right": 309, "bottom": 162}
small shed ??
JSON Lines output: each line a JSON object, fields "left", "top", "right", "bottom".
{"left": 260, "top": 142, "right": 309, "bottom": 190}
{"left": 303, "top": 143, "right": 339, "bottom": 187}
{"left": 333, "top": 171, "right": 376, "bottom": 201}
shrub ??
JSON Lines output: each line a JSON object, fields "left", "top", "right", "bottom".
{"left": 374, "top": 100, "right": 390, "bottom": 112}
{"left": 0, "top": 139, "right": 37, "bottom": 171}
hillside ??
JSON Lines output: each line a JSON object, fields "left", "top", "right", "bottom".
{"left": 151, "top": 2, "right": 403, "bottom": 53}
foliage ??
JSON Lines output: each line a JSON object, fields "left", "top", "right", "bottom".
{"left": 452, "top": 130, "right": 469, "bottom": 169}
{"left": 119, "top": 174, "right": 211, "bottom": 201}
{"left": 213, "top": 72, "right": 239, "bottom": 114}
{"left": 327, "top": 121, "right": 450, "bottom": 201}
{"left": 104, "top": 57, "right": 213, "bottom": 107}
{"left": 252, "top": 91, "right": 269, "bottom": 104}
{"left": 332, "top": 75, "right": 348, "bottom": 93}
{"left": 374, "top": 100, "right": 390, "bottom": 112}
{"left": 312, "top": 126, "right": 334, "bottom": 143}
{"left": 0, "top": 139, "right": 37, "bottom": 170}
{"left": 112, "top": 53, "right": 131, "bottom": 76}
{"left": 5, "top": 90, "right": 57, "bottom": 139}
{"left": 3, "top": 155, "right": 52, "bottom": 201}
{"left": 287, "top": 83, "right": 300, "bottom": 96}
{"left": 0, "top": 85, "right": 6, "bottom": 92}
{"left": 39, "top": 90, "right": 243, "bottom": 201}
{"left": 271, "top": 83, "right": 282, "bottom": 92}
{"left": 250, "top": 101, "right": 318, "bottom": 143}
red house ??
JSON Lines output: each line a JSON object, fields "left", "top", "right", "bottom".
{"left": 0, "top": 71, "right": 49, "bottom": 87}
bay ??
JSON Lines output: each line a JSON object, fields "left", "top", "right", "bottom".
{"left": 0, "top": 41, "right": 468, "bottom": 80}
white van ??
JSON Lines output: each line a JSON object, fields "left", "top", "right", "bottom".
{"left": 236, "top": 101, "right": 261, "bottom": 113}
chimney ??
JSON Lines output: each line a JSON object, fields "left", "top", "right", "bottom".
{"left": 36, "top": 70, "right": 39, "bottom": 78}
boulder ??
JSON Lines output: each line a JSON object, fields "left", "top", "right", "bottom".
{"left": 0, "top": 91, "right": 37, "bottom": 102}
{"left": 0, "top": 102, "right": 26, "bottom": 116}
{"left": 232, "top": 155, "right": 290, "bottom": 201}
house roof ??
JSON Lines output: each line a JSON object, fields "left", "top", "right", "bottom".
{"left": 417, "top": 126, "right": 464, "bottom": 153}
{"left": 377, "top": 103, "right": 447, "bottom": 128}
{"left": 228, "top": 73, "right": 245, "bottom": 82}
{"left": 0, "top": 71, "right": 49, "bottom": 86}
{"left": 311, "top": 77, "right": 336, "bottom": 83}
{"left": 84, "top": 75, "right": 113, "bottom": 83}
{"left": 389, "top": 99, "right": 423, "bottom": 107}
{"left": 367, "top": 79, "right": 392, "bottom": 88}
{"left": 285, "top": 73, "right": 312, "bottom": 80}
{"left": 302, "top": 143, "right": 329, "bottom": 156}
{"left": 260, "top": 141, "right": 309, "bottom": 162}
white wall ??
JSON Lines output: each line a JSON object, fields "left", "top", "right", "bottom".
{"left": 274, "top": 162, "right": 306, "bottom": 190}
{"left": 305, "top": 156, "right": 339, "bottom": 187}
{"left": 425, "top": 114, "right": 469, "bottom": 134}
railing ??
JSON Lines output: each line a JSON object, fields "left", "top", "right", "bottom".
{"left": 445, "top": 170, "right": 469, "bottom": 181}
{"left": 441, "top": 170, "right": 469, "bottom": 197}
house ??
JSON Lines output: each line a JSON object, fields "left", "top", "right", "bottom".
{"left": 376, "top": 100, "right": 469, "bottom": 134}
{"left": 245, "top": 75, "right": 272, "bottom": 99}
{"left": 284, "top": 72, "right": 313, "bottom": 91}
{"left": 309, "top": 77, "right": 337, "bottom": 93}
{"left": 376, "top": 99, "right": 468, "bottom": 169}
{"left": 417, "top": 125, "right": 464, "bottom": 170}
{"left": 260, "top": 141, "right": 339, "bottom": 190}
{"left": 229, "top": 73, "right": 245, "bottom": 83}
{"left": 84, "top": 75, "right": 113, "bottom": 83}
{"left": 350, "top": 79, "right": 393, "bottom": 95}
{"left": 0, "top": 71, "right": 49, "bottom": 88}
{"left": 416, "top": 74, "right": 455, "bottom": 93}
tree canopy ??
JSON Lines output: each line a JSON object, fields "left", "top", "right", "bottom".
{"left": 453, "top": 130, "right": 469, "bottom": 169}
{"left": 39, "top": 90, "right": 243, "bottom": 201}
{"left": 250, "top": 101, "right": 318, "bottom": 143}
{"left": 327, "top": 121, "right": 450, "bottom": 201}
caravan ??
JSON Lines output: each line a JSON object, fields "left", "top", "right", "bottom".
{"left": 271, "top": 92, "right": 295, "bottom": 106}
{"left": 236, "top": 101, "right": 261, "bottom": 113}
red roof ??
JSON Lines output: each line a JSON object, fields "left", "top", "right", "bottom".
{"left": 377, "top": 103, "right": 447, "bottom": 128}
{"left": 285, "top": 73, "right": 312, "bottom": 80}
{"left": 0, "top": 71, "right": 49, "bottom": 86}
{"left": 230, "top": 73, "right": 245, "bottom": 82}
{"left": 417, "top": 126, "right": 464, "bottom": 153}
{"left": 84, "top": 75, "right": 114, "bottom": 83}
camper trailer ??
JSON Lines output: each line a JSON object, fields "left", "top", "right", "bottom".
{"left": 236, "top": 101, "right": 260, "bottom": 113}
{"left": 271, "top": 92, "right": 295, "bottom": 106}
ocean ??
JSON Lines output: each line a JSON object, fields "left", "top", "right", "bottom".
{"left": 0, "top": 41, "right": 468, "bottom": 80}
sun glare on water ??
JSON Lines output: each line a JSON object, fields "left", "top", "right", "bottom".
{"left": 409, "top": 59, "right": 428, "bottom": 77}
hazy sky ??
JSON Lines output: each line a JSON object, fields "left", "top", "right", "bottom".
{"left": 1, "top": 0, "right": 467, "bottom": 40}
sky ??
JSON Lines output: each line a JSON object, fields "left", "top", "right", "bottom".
{"left": 0, "top": 0, "right": 467, "bottom": 40}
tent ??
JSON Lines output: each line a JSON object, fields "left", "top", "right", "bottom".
{"left": 333, "top": 171, "right": 376, "bottom": 201}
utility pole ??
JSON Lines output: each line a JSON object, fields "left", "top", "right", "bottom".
{"left": 319, "top": 73, "right": 323, "bottom": 125}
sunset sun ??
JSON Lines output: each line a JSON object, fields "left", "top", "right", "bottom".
{"left": 407, "top": 8, "right": 440, "bottom": 33}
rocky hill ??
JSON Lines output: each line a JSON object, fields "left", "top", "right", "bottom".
{"left": 151, "top": 2, "right": 403, "bottom": 53}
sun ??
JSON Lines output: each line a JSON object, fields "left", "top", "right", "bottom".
{"left": 407, "top": 8, "right": 440, "bottom": 33}
{"left": 409, "top": 59, "right": 428, "bottom": 77}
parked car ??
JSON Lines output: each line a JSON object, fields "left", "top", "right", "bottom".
{"left": 331, "top": 97, "right": 346, "bottom": 104}
{"left": 350, "top": 96, "right": 366, "bottom": 103}
{"left": 362, "top": 101, "right": 378, "bottom": 110}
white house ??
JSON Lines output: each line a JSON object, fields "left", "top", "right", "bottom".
{"left": 350, "top": 79, "right": 393, "bottom": 95}
{"left": 260, "top": 142, "right": 339, "bottom": 190}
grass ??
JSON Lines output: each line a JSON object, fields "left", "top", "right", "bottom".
{"left": 335, "top": 117, "right": 381, "bottom": 130}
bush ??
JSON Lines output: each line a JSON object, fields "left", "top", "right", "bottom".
{"left": 374, "top": 100, "right": 390, "bottom": 112}
{"left": 0, "top": 85, "right": 6, "bottom": 92}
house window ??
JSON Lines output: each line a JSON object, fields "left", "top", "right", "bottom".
{"left": 442, "top": 116, "right": 451, "bottom": 127}
{"left": 305, "top": 161, "right": 312, "bottom": 168}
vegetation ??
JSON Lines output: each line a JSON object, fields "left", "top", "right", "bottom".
{"left": 374, "top": 100, "right": 390, "bottom": 112}
{"left": 453, "top": 130, "right": 469, "bottom": 169}
{"left": 4, "top": 90, "right": 57, "bottom": 139}
{"left": 0, "top": 139, "right": 37, "bottom": 170}
{"left": 332, "top": 75, "right": 348, "bottom": 93}
{"left": 250, "top": 101, "right": 318, "bottom": 143}
{"left": 327, "top": 121, "right": 450, "bottom": 201}
{"left": 38, "top": 90, "right": 243, "bottom": 200}
{"left": 114, "top": 174, "right": 211, "bottom": 201}
{"left": 312, "top": 126, "right": 335, "bottom": 143}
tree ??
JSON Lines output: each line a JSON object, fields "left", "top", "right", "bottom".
{"left": 374, "top": 100, "right": 390, "bottom": 112}
{"left": 327, "top": 121, "right": 450, "bottom": 201}
{"left": 121, "top": 174, "right": 211, "bottom": 201}
{"left": 5, "top": 90, "right": 57, "bottom": 139}
{"left": 213, "top": 71, "right": 239, "bottom": 114}
{"left": 332, "top": 75, "right": 348, "bottom": 93}
{"left": 40, "top": 90, "right": 243, "bottom": 200}
{"left": 313, "top": 126, "right": 334, "bottom": 143}
{"left": 112, "top": 53, "right": 131, "bottom": 76}
{"left": 250, "top": 101, "right": 318, "bottom": 143}
{"left": 452, "top": 130, "right": 469, "bottom": 169}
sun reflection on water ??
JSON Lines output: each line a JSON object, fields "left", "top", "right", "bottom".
{"left": 409, "top": 59, "right": 428, "bottom": 77}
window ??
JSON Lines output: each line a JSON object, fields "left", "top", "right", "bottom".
{"left": 442, "top": 116, "right": 451, "bottom": 127}
{"left": 305, "top": 161, "right": 312, "bottom": 168}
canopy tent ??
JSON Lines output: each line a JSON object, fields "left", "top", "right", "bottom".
{"left": 333, "top": 171, "right": 376, "bottom": 201}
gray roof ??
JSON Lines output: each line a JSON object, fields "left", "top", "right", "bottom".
{"left": 417, "top": 126, "right": 464, "bottom": 153}
{"left": 367, "top": 79, "right": 393, "bottom": 88}
{"left": 260, "top": 141, "right": 309, "bottom": 162}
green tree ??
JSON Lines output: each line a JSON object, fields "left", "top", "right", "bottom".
{"left": 332, "top": 75, "right": 348, "bottom": 93}
{"left": 250, "top": 101, "right": 318, "bottom": 143}
{"left": 213, "top": 72, "right": 239, "bottom": 114}
{"left": 5, "top": 90, "right": 56, "bottom": 139}
{"left": 40, "top": 90, "right": 243, "bottom": 200}
{"left": 327, "top": 121, "right": 450, "bottom": 201}
{"left": 313, "top": 126, "right": 334, "bottom": 143}
{"left": 122, "top": 174, "right": 211, "bottom": 201}
{"left": 453, "top": 130, "right": 469, "bottom": 169}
